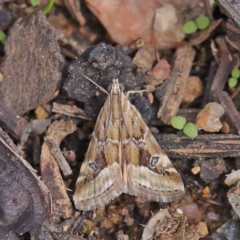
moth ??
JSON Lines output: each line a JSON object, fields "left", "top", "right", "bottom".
{"left": 73, "top": 79, "right": 184, "bottom": 211}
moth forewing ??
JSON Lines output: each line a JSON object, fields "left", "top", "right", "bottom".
{"left": 120, "top": 94, "right": 184, "bottom": 202}
{"left": 73, "top": 79, "right": 184, "bottom": 211}
{"left": 73, "top": 95, "right": 124, "bottom": 211}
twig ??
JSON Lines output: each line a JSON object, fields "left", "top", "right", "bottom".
{"left": 52, "top": 102, "right": 92, "bottom": 120}
{"left": 156, "top": 44, "right": 196, "bottom": 123}
{"left": 213, "top": 90, "right": 240, "bottom": 135}
{"left": 215, "top": 0, "right": 240, "bottom": 29}
{"left": 211, "top": 54, "right": 235, "bottom": 93}
{"left": 44, "top": 136, "right": 72, "bottom": 177}
{"left": 155, "top": 133, "right": 240, "bottom": 159}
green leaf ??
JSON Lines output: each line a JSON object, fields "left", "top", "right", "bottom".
{"left": 0, "top": 31, "right": 6, "bottom": 45}
{"left": 182, "top": 21, "right": 197, "bottom": 34}
{"left": 43, "top": 0, "right": 54, "bottom": 14}
{"left": 30, "top": 0, "right": 40, "bottom": 7}
{"left": 228, "top": 77, "right": 238, "bottom": 88}
{"left": 231, "top": 68, "right": 240, "bottom": 79}
{"left": 170, "top": 116, "right": 186, "bottom": 130}
{"left": 195, "top": 16, "right": 210, "bottom": 30}
{"left": 183, "top": 123, "right": 198, "bottom": 138}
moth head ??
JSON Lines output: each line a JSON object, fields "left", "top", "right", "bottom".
{"left": 108, "top": 79, "right": 125, "bottom": 94}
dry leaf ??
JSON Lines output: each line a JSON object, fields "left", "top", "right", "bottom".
{"left": 142, "top": 208, "right": 200, "bottom": 240}
{"left": 86, "top": 0, "right": 204, "bottom": 49}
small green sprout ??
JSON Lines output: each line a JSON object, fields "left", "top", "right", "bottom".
{"left": 0, "top": 31, "right": 6, "bottom": 45}
{"left": 183, "top": 123, "right": 198, "bottom": 138}
{"left": 43, "top": 0, "right": 54, "bottom": 14}
{"left": 228, "top": 77, "right": 238, "bottom": 88}
{"left": 30, "top": 0, "right": 40, "bottom": 7}
{"left": 231, "top": 68, "right": 240, "bottom": 79}
{"left": 170, "top": 116, "right": 186, "bottom": 130}
{"left": 195, "top": 16, "right": 210, "bottom": 30}
{"left": 182, "top": 21, "right": 197, "bottom": 34}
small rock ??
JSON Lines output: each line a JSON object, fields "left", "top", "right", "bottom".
{"left": 116, "top": 230, "right": 129, "bottom": 240}
{"left": 132, "top": 44, "right": 155, "bottom": 71}
{"left": 180, "top": 202, "right": 202, "bottom": 224}
{"left": 124, "top": 217, "right": 134, "bottom": 227}
{"left": 216, "top": 219, "right": 240, "bottom": 240}
{"left": 227, "top": 184, "right": 240, "bottom": 218}
{"left": 220, "top": 120, "right": 230, "bottom": 134}
{"left": 32, "top": 119, "right": 51, "bottom": 135}
{"left": 153, "top": 4, "right": 185, "bottom": 50}
{"left": 191, "top": 166, "right": 201, "bottom": 175}
{"left": 207, "top": 212, "right": 220, "bottom": 222}
{"left": 101, "top": 219, "right": 114, "bottom": 230}
{"left": 182, "top": 76, "right": 203, "bottom": 104}
{"left": 34, "top": 105, "right": 49, "bottom": 119}
{"left": 195, "top": 222, "right": 209, "bottom": 237}
{"left": 150, "top": 59, "right": 171, "bottom": 86}
{"left": 196, "top": 102, "right": 224, "bottom": 132}
{"left": 202, "top": 186, "right": 211, "bottom": 198}
{"left": 225, "top": 170, "right": 240, "bottom": 186}
{"left": 200, "top": 158, "right": 227, "bottom": 181}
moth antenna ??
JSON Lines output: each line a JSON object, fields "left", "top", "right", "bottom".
{"left": 127, "top": 89, "right": 147, "bottom": 97}
{"left": 82, "top": 75, "right": 109, "bottom": 95}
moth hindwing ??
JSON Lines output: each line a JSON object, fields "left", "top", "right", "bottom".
{"left": 73, "top": 79, "right": 184, "bottom": 211}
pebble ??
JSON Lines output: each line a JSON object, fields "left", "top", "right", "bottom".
{"left": 195, "top": 221, "right": 209, "bottom": 237}
{"left": 191, "top": 166, "right": 201, "bottom": 175}
{"left": 195, "top": 102, "right": 224, "bottom": 132}
{"left": 182, "top": 76, "right": 203, "bottom": 103}
{"left": 200, "top": 158, "right": 227, "bottom": 181}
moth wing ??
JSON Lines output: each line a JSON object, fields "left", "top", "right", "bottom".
{"left": 121, "top": 95, "right": 184, "bottom": 202}
{"left": 74, "top": 96, "right": 124, "bottom": 211}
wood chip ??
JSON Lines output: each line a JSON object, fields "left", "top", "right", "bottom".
{"left": 0, "top": 11, "right": 64, "bottom": 114}
{"left": 52, "top": 102, "right": 91, "bottom": 120}
{"left": 156, "top": 44, "right": 196, "bottom": 123}
{"left": 44, "top": 136, "right": 72, "bottom": 177}
{"left": 213, "top": 90, "right": 240, "bottom": 135}
{"left": 40, "top": 120, "right": 76, "bottom": 220}
{"left": 155, "top": 133, "right": 240, "bottom": 159}
{"left": 215, "top": 0, "right": 240, "bottom": 29}
{"left": 211, "top": 54, "right": 236, "bottom": 93}
{"left": 0, "top": 104, "right": 32, "bottom": 145}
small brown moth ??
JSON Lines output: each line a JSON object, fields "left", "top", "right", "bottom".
{"left": 74, "top": 79, "right": 184, "bottom": 211}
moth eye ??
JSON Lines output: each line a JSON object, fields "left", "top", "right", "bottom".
{"left": 89, "top": 162, "right": 98, "bottom": 172}
{"left": 149, "top": 155, "right": 160, "bottom": 168}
